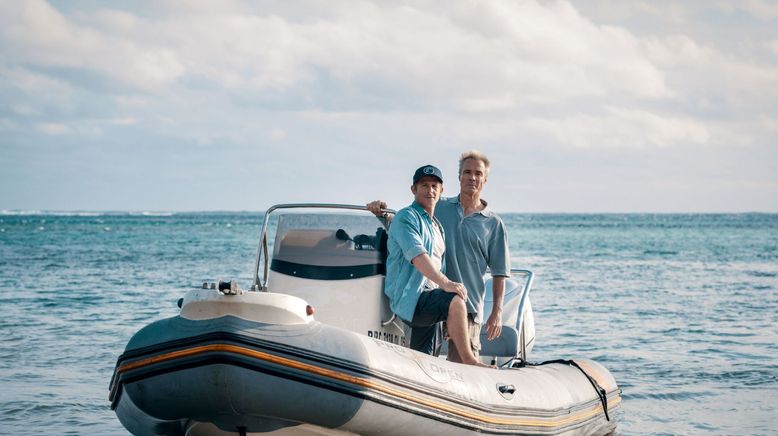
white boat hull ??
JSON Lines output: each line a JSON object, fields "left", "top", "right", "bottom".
{"left": 110, "top": 291, "right": 620, "bottom": 436}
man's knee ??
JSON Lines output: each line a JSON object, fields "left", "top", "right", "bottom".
{"left": 447, "top": 296, "right": 466, "bottom": 315}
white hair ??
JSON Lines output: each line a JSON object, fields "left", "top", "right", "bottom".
{"left": 458, "top": 150, "right": 491, "bottom": 176}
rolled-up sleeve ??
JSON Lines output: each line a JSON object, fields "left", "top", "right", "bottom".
{"left": 389, "top": 209, "right": 427, "bottom": 263}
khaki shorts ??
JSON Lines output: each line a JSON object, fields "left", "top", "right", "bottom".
{"left": 443, "top": 314, "right": 481, "bottom": 360}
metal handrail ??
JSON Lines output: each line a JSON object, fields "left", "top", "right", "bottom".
{"left": 251, "top": 203, "right": 395, "bottom": 290}
{"left": 508, "top": 268, "right": 535, "bottom": 362}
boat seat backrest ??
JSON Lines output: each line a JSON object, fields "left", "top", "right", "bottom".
{"left": 440, "top": 325, "right": 519, "bottom": 358}
{"left": 479, "top": 326, "right": 519, "bottom": 358}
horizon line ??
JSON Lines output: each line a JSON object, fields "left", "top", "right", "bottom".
{"left": 2, "top": 209, "right": 777, "bottom": 215}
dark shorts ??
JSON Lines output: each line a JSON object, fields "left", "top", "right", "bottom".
{"left": 407, "top": 289, "right": 455, "bottom": 355}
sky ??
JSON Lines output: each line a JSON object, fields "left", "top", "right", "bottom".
{"left": 1, "top": 0, "right": 777, "bottom": 213}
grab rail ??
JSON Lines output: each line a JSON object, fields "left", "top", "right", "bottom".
{"left": 509, "top": 268, "right": 535, "bottom": 362}
{"left": 252, "top": 203, "right": 395, "bottom": 290}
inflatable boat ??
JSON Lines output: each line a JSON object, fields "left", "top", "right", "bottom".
{"left": 109, "top": 204, "right": 621, "bottom": 435}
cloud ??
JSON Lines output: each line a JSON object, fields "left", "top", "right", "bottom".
{"left": 1, "top": 0, "right": 777, "bottom": 212}
{"left": 2, "top": 2, "right": 773, "bottom": 136}
{"left": 1, "top": 65, "right": 74, "bottom": 95}
{"left": 642, "top": 34, "right": 778, "bottom": 114}
{"left": 1, "top": 0, "right": 184, "bottom": 91}
{"left": 523, "top": 106, "right": 710, "bottom": 148}
{"left": 0, "top": 65, "right": 80, "bottom": 117}
{"left": 2, "top": 1, "right": 672, "bottom": 108}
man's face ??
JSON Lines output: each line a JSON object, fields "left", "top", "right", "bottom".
{"left": 459, "top": 158, "right": 487, "bottom": 196}
{"left": 411, "top": 176, "right": 443, "bottom": 211}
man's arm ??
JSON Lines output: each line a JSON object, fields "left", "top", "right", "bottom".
{"left": 485, "top": 218, "right": 510, "bottom": 341}
{"left": 411, "top": 253, "right": 467, "bottom": 301}
{"left": 484, "top": 276, "right": 505, "bottom": 340}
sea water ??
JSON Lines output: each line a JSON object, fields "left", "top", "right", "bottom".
{"left": 0, "top": 212, "right": 776, "bottom": 435}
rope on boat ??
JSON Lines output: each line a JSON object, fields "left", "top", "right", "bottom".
{"left": 535, "top": 359, "right": 611, "bottom": 422}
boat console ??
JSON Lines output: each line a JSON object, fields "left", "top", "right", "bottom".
{"left": 256, "top": 206, "right": 405, "bottom": 344}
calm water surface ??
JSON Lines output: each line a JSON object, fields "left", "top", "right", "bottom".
{"left": 1, "top": 212, "right": 776, "bottom": 435}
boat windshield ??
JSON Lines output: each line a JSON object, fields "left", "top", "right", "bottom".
{"left": 270, "top": 212, "right": 387, "bottom": 280}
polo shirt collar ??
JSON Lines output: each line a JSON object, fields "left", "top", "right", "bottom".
{"left": 450, "top": 195, "right": 494, "bottom": 217}
{"left": 411, "top": 201, "right": 434, "bottom": 219}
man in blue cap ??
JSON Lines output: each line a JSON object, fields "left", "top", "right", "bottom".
{"left": 384, "top": 164, "right": 489, "bottom": 367}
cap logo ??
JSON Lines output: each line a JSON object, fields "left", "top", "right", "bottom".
{"left": 424, "top": 167, "right": 434, "bottom": 174}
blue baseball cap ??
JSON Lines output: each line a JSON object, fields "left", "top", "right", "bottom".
{"left": 413, "top": 164, "right": 443, "bottom": 184}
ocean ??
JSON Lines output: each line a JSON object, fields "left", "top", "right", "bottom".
{"left": 1, "top": 212, "right": 776, "bottom": 435}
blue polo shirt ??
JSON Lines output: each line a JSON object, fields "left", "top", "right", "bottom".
{"left": 385, "top": 201, "right": 446, "bottom": 322}
{"left": 434, "top": 196, "right": 510, "bottom": 323}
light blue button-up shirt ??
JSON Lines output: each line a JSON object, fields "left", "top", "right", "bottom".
{"left": 385, "top": 201, "right": 446, "bottom": 323}
{"left": 434, "top": 196, "right": 510, "bottom": 323}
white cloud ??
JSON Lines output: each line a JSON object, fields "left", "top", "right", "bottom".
{"left": 1, "top": 1, "right": 184, "bottom": 90}
{"left": 0, "top": 65, "right": 74, "bottom": 95}
{"left": 2, "top": 1, "right": 671, "bottom": 106}
{"left": 643, "top": 34, "right": 778, "bottom": 105}
{"left": 0, "top": 66, "right": 78, "bottom": 112}
{"left": 1, "top": 0, "right": 777, "bottom": 212}
{"left": 3, "top": 0, "right": 772, "bottom": 150}
{"left": 524, "top": 107, "right": 710, "bottom": 148}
